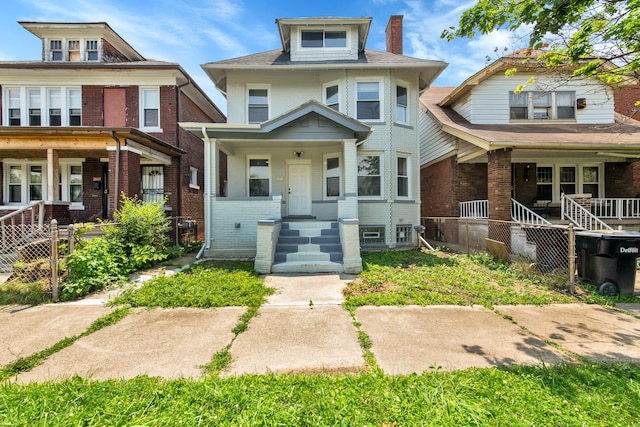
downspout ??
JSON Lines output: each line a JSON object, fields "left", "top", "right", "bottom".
{"left": 110, "top": 131, "right": 121, "bottom": 214}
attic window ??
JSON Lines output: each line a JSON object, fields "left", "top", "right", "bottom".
{"left": 50, "top": 40, "right": 63, "bottom": 61}
{"left": 68, "top": 40, "right": 80, "bottom": 61}
{"left": 301, "top": 30, "right": 346, "bottom": 48}
{"left": 86, "top": 40, "right": 99, "bottom": 61}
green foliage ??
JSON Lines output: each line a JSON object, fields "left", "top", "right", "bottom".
{"left": 2, "top": 363, "right": 640, "bottom": 425}
{"left": 104, "top": 194, "right": 170, "bottom": 270}
{"left": 442, "top": 0, "right": 640, "bottom": 82}
{"left": 0, "top": 280, "right": 49, "bottom": 305}
{"left": 111, "top": 261, "right": 274, "bottom": 308}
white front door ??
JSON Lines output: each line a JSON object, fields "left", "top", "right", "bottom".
{"left": 288, "top": 163, "right": 311, "bottom": 216}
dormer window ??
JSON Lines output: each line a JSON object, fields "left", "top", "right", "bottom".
{"left": 50, "top": 40, "right": 63, "bottom": 61}
{"left": 68, "top": 40, "right": 80, "bottom": 61}
{"left": 86, "top": 40, "right": 98, "bottom": 61}
{"left": 301, "top": 30, "right": 346, "bottom": 48}
{"left": 509, "top": 91, "right": 576, "bottom": 120}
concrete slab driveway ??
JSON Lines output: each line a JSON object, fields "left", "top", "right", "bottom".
{"left": 497, "top": 303, "right": 640, "bottom": 363}
{"left": 356, "top": 305, "right": 570, "bottom": 374}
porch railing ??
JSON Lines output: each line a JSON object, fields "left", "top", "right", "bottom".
{"left": 460, "top": 199, "right": 552, "bottom": 225}
{"left": 0, "top": 201, "right": 47, "bottom": 273}
{"left": 561, "top": 194, "right": 612, "bottom": 231}
{"left": 592, "top": 198, "right": 640, "bottom": 219}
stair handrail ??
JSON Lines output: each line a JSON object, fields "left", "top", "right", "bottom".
{"left": 511, "top": 199, "right": 552, "bottom": 225}
{"left": 561, "top": 194, "right": 612, "bottom": 230}
{"left": 459, "top": 200, "right": 488, "bottom": 218}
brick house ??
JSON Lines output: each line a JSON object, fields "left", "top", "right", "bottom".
{"left": 614, "top": 81, "right": 640, "bottom": 194}
{"left": 419, "top": 51, "right": 640, "bottom": 230}
{"left": 0, "top": 22, "right": 225, "bottom": 241}
{"left": 181, "top": 16, "right": 446, "bottom": 273}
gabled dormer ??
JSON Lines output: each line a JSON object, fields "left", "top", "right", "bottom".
{"left": 276, "top": 17, "right": 371, "bottom": 62}
{"left": 19, "top": 22, "right": 145, "bottom": 63}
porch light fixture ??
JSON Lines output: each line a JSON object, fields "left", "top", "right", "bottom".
{"left": 293, "top": 151, "right": 304, "bottom": 157}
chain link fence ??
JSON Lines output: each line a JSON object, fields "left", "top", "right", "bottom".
{"left": 421, "top": 217, "right": 576, "bottom": 291}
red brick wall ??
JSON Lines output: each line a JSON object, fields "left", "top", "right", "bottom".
{"left": 457, "top": 163, "right": 487, "bottom": 204}
{"left": 487, "top": 149, "right": 512, "bottom": 221}
{"left": 108, "top": 149, "right": 141, "bottom": 215}
{"left": 605, "top": 162, "right": 635, "bottom": 197}
{"left": 385, "top": 16, "right": 403, "bottom": 55}
{"left": 512, "top": 163, "right": 538, "bottom": 204}
{"left": 82, "top": 86, "right": 103, "bottom": 126}
{"left": 420, "top": 157, "right": 456, "bottom": 217}
{"left": 615, "top": 82, "right": 640, "bottom": 120}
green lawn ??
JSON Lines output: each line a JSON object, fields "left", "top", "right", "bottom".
{"left": 2, "top": 363, "right": 639, "bottom": 426}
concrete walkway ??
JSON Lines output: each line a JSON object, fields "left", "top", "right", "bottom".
{"left": 2, "top": 268, "right": 640, "bottom": 382}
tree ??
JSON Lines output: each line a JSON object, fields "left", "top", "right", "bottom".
{"left": 442, "top": 0, "right": 640, "bottom": 85}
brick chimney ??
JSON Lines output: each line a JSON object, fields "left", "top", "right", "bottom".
{"left": 385, "top": 15, "right": 403, "bottom": 55}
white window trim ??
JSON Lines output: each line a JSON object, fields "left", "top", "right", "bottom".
{"left": 299, "top": 27, "right": 350, "bottom": 50}
{"left": 323, "top": 153, "right": 342, "bottom": 200}
{"left": 189, "top": 167, "right": 200, "bottom": 190}
{"left": 322, "top": 80, "right": 342, "bottom": 112}
{"left": 509, "top": 91, "right": 576, "bottom": 121}
{"left": 396, "top": 154, "right": 410, "bottom": 199}
{"left": 59, "top": 160, "right": 85, "bottom": 208}
{"left": 247, "top": 155, "right": 272, "bottom": 197}
{"left": 3, "top": 161, "right": 47, "bottom": 205}
{"left": 355, "top": 78, "right": 384, "bottom": 122}
{"left": 139, "top": 87, "right": 162, "bottom": 132}
{"left": 246, "top": 85, "right": 271, "bottom": 124}
{"left": 536, "top": 162, "right": 603, "bottom": 202}
{"left": 2, "top": 86, "right": 81, "bottom": 127}
{"left": 357, "top": 152, "right": 384, "bottom": 199}
{"left": 395, "top": 81, "right": 409, "bottom": 125}
{"left": 44, "top": 37, "right": 101, "bottom": 62}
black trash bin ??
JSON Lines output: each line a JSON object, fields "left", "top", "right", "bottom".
{"left": 575, "top": 230, "right": 640, "bottom": 296}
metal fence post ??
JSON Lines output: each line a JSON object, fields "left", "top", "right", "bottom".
{"left": 50, "top": 219, "right": 59, "bottom": 302}
{"left": 568, "top": 224, "right": 575, "bottom": 294}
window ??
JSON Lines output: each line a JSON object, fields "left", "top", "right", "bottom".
{"left": 4, "top": 87, "right": 81, "bottom": 126}
{"left": 141, "top": 165, "right": 165, "bottom": 203}
{"left": 324, "top": 83, "right": 339, "bottom": 111}
{"left": 28, "top": 89, "right": 41, "bottom": 126}
{"left": 140, "top": 88, "right": 160, "bottom": 129}
{"left": 29, "top": 166, "right": 43, "bottom": 201}
{"left": 536, "top": 167, "right": 553, "bottom": 200}
{"left": 510, "top": 91, "right": 576, "bottom": 120}
{"left": 68, "top": 40, "right": 80, "bottom": 61}
{"left": 8, "top": 88, "right": 21, "bottom": 126}
{"left": 8, "top": 166, "right": 22, "bottom": 203}
{"left": 248, "top": 88, "right": 269, "bottom": 123}
{"left": 86, "top": 40, "right": 98, "bottom": 61}
{"left": 189, "top": 167, "right": 199, "bottom": 189}
{"left": 357, "top": 154, "right": 381, "bottom": 197}
{"left": 248, "top": 158, "right": 270, "bottom": 197}
{"left": 50, "top": 40, "right": 63, "bottom": 61}
{"left": 301, "top": 30, "right": 346, "bottom": 48}
{"left": 324, "top": 155, "right": 341, "bottom": 198}
{"left": 582, "top": 166, "right": 599, "bottom": 197}
{"left": 357, "top": 82, "right": 381, "bottom": 121}
{"left": 69, "top": 165, "right": 83, "bottom": 202}
{"left": 397, "top": 156, "right": 409, "bottom": 198}
{"left": 396, "top": 224, "right": 412, "bottom": 244}
{"left": 396, "top": 85, "right": 408, "bottom": 123}
{"left": 68, "top": 89, "right": 82, "bottom": 125}
{"left": 560, "top": 166, "right": 576, "bottom": 195}
{"left": 48, "top": 89, "right": 62, "bottom": 126}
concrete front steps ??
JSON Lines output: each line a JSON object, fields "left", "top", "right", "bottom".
{"left": 272, "top": 221, "right": 343, "bottom": 273}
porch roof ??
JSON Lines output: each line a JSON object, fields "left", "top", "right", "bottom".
{"left": 0, "top": 126, "right": 185, "bottom": 159}
{"left": 421, "top": 87, "right": 640, "bottom": 157}
{"left": 180, "top": 99, "right": 373, "bottom": 145}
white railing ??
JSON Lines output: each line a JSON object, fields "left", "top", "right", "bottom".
{"left": 459, "top": 200, "right": 488, "bottom": 218}
{"left": 562, "top": 194, "right": 612, "bottom": 230}
{"left": 592, "top": 198, "right": 640, "bottom": 219}
{"left": 511, "top": 199, "right": 552, "bottom": 225}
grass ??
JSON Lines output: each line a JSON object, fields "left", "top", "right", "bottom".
{"left": 111, "top": 260, "right": 274, "bottom": 308}
{"left": 0, "top": 279, "right": 50, "bottom": 306}
{"left": 1, "top": 363, "right": 639, "bottom": 426}
{"left": 343, "top": 249, "right": 640, "bottom": 309}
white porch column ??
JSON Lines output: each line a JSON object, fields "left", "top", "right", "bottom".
{"left": 202, "top": 129, "right": 218, "bottom": 254}
{"left": 338, "top": 138, "right": 358, "bottom": 219}
{"left": 46, "top": 148, "right": 59, "bottom": 201}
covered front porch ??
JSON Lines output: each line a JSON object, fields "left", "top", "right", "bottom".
{"left": 181, "top": 101, "right": 372, "bottom": 273}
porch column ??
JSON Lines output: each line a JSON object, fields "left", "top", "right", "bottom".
{"left": 108, "top": 147, "right": 140, "bottom": 215}
{"left": 487, "top": 149, "right": 512, "bottom": 247}
{"left": 202, "top": 132, "right": 218, "bottom": 253}
{"left": 46, "top": 148, "right": 59, "bottom": 201}
{"left": 339, "top": 138, "right": 359, "bottom": 219}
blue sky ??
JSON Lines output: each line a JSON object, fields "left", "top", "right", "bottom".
{"left": 0, "top": 0, "right": 528, "bottom": 114}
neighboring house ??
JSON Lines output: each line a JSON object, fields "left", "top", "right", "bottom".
{"left": 614, "top": 81, "right": 640, "bottom": 194}
{"left": 419, "top": 50, "right": 640, "bottom": 230}
{"left": 181, "top": 16, "right": 446, "bottom": 273}
{"left": 0, "top": 22, "right": 225, "bottom": 240}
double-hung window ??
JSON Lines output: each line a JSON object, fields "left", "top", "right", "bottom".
{"left": 324, "top": 155, "right": 341, "bottom": 198}
{"left": 324, "top": 83, "right": 340, "bottom": 111}
{"left": 396, "top": 85, "right": 408, "bottom": 124}
{"left": 4, "top": 87, "right": 81, "bottom": 126}
{"left": 48, "top": 89, "right": 62, "bottom": 126}
{"left": 397, "top": 156, "right": 409, "bottom": 198}
{"left": 357, "top": 81, "right": 381, "bottom": 121}
{"left": 510, "top": 91, "right": 576, "bottom": 120}
{"left": 68, "top": 89, "right": 82, "bottom": 125}
{"left": 248, "top": 157, "right": 270, "bottom": 197}
{"left": 50, "top": 40, "right": 63, "bottom": 61}
{"left": 68, "top": 40, "right": 80, "bottom": 61}
{"left": 357, "top": 154, "right": 382, "bottom": 197}
{"left": 5, "top": 164, "right": 45, "bottom": 204}
{"left": 248, "top": 87, "right": 269, "bottom": 123}
{"left": 86, "top": 40, "right": 99, "bottom": 61}
{"left": 140, "top": 87, "right": 160, "bottom": 129}
{"left": 8, "top": 88, "right": 21, "bottom": 126}
{"left": 28, "top": 89, "right": 42, "bottom": 126}
{"left": 536, "top": 166, "right": 553, "bottom": 200}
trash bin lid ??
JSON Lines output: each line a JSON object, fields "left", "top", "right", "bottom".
{"left": 576, "top": 230, "right": 640, "bottom": 239}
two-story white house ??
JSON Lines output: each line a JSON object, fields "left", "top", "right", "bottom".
{"left": 419, "top": 50, "right": 640, "bottom": 232}
{"left": 181, "top": 16, "right": 446, "bottom": 273}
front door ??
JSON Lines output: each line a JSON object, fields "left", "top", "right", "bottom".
{"left": 288, "top": 163, "right": 311, "bottom": 216}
